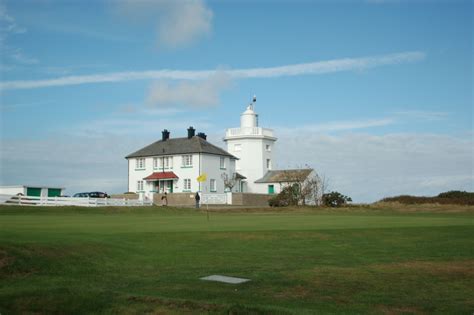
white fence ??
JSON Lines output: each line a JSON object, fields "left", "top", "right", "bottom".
{"left": 0, "top": 194, "right": 153, "bottom": 207}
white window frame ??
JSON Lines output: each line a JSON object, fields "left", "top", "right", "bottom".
{"left": 136, "top": 158, "right": 145, "bottom": 169}
{"left": 181, "top": 155, "right": 193, "bottom": 167}
{"left": 183, "top": 179, "right": 191, "bottom": 191}
{"left": 153, "top": 157, "right": 158, "bottom": 169}
{"left": 136, "top": 180, "right": 144, "bottom": 192}
{"left": 266, "top": 144, "right": 271, "bottom": 152}
{"left": 210, "top": 179, "right": 216, "bottom": 192}
{"left": 220, "top": 157, "right": 226, "bottom": 169}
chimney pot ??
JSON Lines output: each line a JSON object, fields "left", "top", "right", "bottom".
{"left": 162, "top": 129, "right": 170, "bottom": 141}
{"left": 187, "top": 126, "right": 195, "bottom": 139}
{"left": 197, "top": 132, "right": 207, "bottom": 140}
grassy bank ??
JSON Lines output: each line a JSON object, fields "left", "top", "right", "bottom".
{"left": 1, "top": 205, "right": 473, "bottom": 314}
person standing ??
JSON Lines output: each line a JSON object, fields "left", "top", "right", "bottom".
{"left": 195, "top": 192, "right": 200, "bottom": 209}
{"left": 161, "top": 192, "right": 168, "bottom": 206}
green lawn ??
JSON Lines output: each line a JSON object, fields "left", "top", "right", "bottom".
{"left": 0, "top": 206, "right": 473, "bottom": 314}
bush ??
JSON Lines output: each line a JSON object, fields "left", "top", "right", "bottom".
{"left": 322, "top": 191, "right": 352, "bottom": 207}
{"left": 268, "top": 185, "right": 299, "bottom": 207}
{"left": 380, "top": 190, "right": 474, "bottom": 205}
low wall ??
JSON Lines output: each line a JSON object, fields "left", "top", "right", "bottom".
{"left": 110, "top": 193, "right": 139, "bottom": 200}
{"left": 154, "top": 193, "right": 196, "bottom": 206}
{"left": 231, "top": 193, "right": 271, "bottom": 207}
{"left": 150, "top": 192, "right": 270, "bottom": 207}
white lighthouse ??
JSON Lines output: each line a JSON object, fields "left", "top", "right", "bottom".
{"left": 224, "top": 96, "right": 277, "bottom": 193}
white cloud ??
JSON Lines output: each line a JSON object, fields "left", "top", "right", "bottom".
{"left": 157, "top": 0, "right": 212, "bottom": 48}
{"left": 146, "top": 71, "right": 232, "bottom": 108}
{"left": 0, "top": 1, "right": 37, "bottom": 68}
{"left": 113, "top": 0, "right": 212, "bottom": 48}
{"left": 0, "top": 51, "right": 426, "bottom": 90}
{"left": 392, "top": 110, "right": 449, "bottom": 121}
{"left": 0, "top": 1, "right": 26, "bottom": 36}
{"left": 275, "top": 131, "right": 473, "bottom": 202}
{"left": 279, "top": 118, "right": 395, "bottom": 133}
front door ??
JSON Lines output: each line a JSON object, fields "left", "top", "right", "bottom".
{"left": 268, "top": 185, "right": 275, "bottom": 194}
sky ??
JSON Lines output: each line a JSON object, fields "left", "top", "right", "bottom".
{"left": 0, "top": 0, "right": 472, "bottom": 202}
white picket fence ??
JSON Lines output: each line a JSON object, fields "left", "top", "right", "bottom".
{"left": 0, "top": 194, "right": 153, "bottom": 207}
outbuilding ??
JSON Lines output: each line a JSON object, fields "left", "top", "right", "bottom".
{"left": 0, "top": 185, "right": 65, "bottom": 197}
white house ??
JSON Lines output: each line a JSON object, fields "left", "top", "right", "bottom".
{"left": 224, "top": 96, "right": 313, "bottom": 195}
{"left": 0, "top": 185, "right": 64, "bottom": 197}
{"left": 125, "top": 127, "right": 239, "bottom": 198}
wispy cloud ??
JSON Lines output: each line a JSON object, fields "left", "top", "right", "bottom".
{"left": 146, "top": 71, "right": 232, "bottom": 108}
{"left": 113, "top": 0, "right": 213, "bottom": 48}
{"left": 0, "top": 51, "right": 425, "bottom": 90}
{"left": 0, "top": 1, "right": 38, "bottom": 67}
{"left": 392, "top": 110, "right": 449, "bottom": 121}
{"left": 279, "top": 118, "right": 395, "bottom": 133}
{"left": 0, "top": 1, "right": 26, "bottom": 37}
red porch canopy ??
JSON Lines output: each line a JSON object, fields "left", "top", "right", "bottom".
{"left": 143, "top": 172, "right": 179, "bottom": 181}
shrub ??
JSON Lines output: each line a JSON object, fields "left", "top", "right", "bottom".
{"left": 380, "top": 191, "right": 474, "bottom": 205}
{"left": 268, "top": 185, "right": 299, "bottom": 207}
{"left": 322, "top": 191, "right": 352, "bottom": 207}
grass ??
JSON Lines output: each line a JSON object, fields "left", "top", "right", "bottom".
{"left": 0, "top": 205, "right": 473, "bottom": 314}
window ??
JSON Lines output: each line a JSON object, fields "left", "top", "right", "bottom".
{"left": 220, "top": 157, "right": 226, "bottom": 169}
{"left": 181, "top": 155, "right": 193, "bottom": 167}
{"left": 234, "top": 144, "right": 241, "bottom": 152}
{"left": 136, "top": 158, "right": 145, "bottom": 169}
{"left": 266, "top": 144, "right": 271, "bottom": 152}
{"left": 266, "top": 159, "right": 271, "bottom": 170}
{"left": 136, "top": 180, "right": 144, "bottom": 191}
{"left": 210, "top": 179, "right": 216, "bottom": 192}
{"left": 153, "top": 157, "right": 158, "bottom": 169}
{"left": 158, "top": 156, "right": 173, "bottom": 169}
{"left": 183, "top": 179, "right": 191, "bottom": 191}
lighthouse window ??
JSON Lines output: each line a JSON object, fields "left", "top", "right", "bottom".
{"left": 234, "top": 144, "right": 241, "bottom": 152}
{"left": 266, "top": 159, "right": 272, "bottom": 170}
{"left": 266, "top": 144, "right": 271, "bottom": 152}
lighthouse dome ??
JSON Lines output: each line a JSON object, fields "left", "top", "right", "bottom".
{"left": 240, "top": 104, "right": 258, "bottom": 128}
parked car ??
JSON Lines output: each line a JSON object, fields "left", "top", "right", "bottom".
{"left": 89, "top": 192, "right": 109, "bottom": 198}
{"left": 73, "top": 192, "right": 89, "bottom": 198}
{"left": 73, "top": 192, "right": 108, "bottom": 198}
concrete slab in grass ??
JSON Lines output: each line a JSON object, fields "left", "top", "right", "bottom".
{"left": 200, "top": 275, "right": 250, "bottom": 284}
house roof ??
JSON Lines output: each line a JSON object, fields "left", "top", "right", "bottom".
{"left": 143, "top": 172, "right": 179, "bottom": 181}
{"left": 235, "top": 172, "right": 247, "bottom": 179}
{"left": 254, "top": 169, "right": 313, "bottom": 183}
{"left": 126, "top": 136, "right": 237, "bottom": 159}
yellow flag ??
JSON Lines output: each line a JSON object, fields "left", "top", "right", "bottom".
{"left": 197, "top": 173, "right": 207, "bottom": 182}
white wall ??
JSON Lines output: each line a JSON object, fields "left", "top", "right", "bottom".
{"left": 226, "top": 137, "right": 275, "bottom": 193}
{"left": 128, "top": 153, "right": 235, "bottom": 194}
{"left": 0, "top": 186, "right": 25, "bottom": 195}
{"left": 200, "top": 154, "right": 236, "bottom": 193}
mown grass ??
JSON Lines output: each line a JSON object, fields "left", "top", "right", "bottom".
{"left": 0, "top": 205, "right": 473, "bottom": 314}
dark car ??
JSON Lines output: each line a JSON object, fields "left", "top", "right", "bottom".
{"left": 88, "top": 192, "right": 109, "bottom": 198}
{"left": 73, "top": 192, "right": 109, "bottom": 198}
{"left": 73, "top": 192, "right": 89, "bottom": 198}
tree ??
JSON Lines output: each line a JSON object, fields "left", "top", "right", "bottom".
{"left": 322, "top": 191, "right": 352, "bottom": 207}
{"left": 221, "top": 172, "right": 238, "bottom": 192}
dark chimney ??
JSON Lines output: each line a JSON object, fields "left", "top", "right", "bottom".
{"left": 187, "top": 126, "right": 195, "bottom": 139}
{"left": 197, "top": 132, "right": 207, "bottom": 140}
{"left": 162, "top": 129, "right": 170, "bottom": 141}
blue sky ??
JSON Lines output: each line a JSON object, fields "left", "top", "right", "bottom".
{"left": 0, "top": 0, "right": 472, "bottom": 202}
